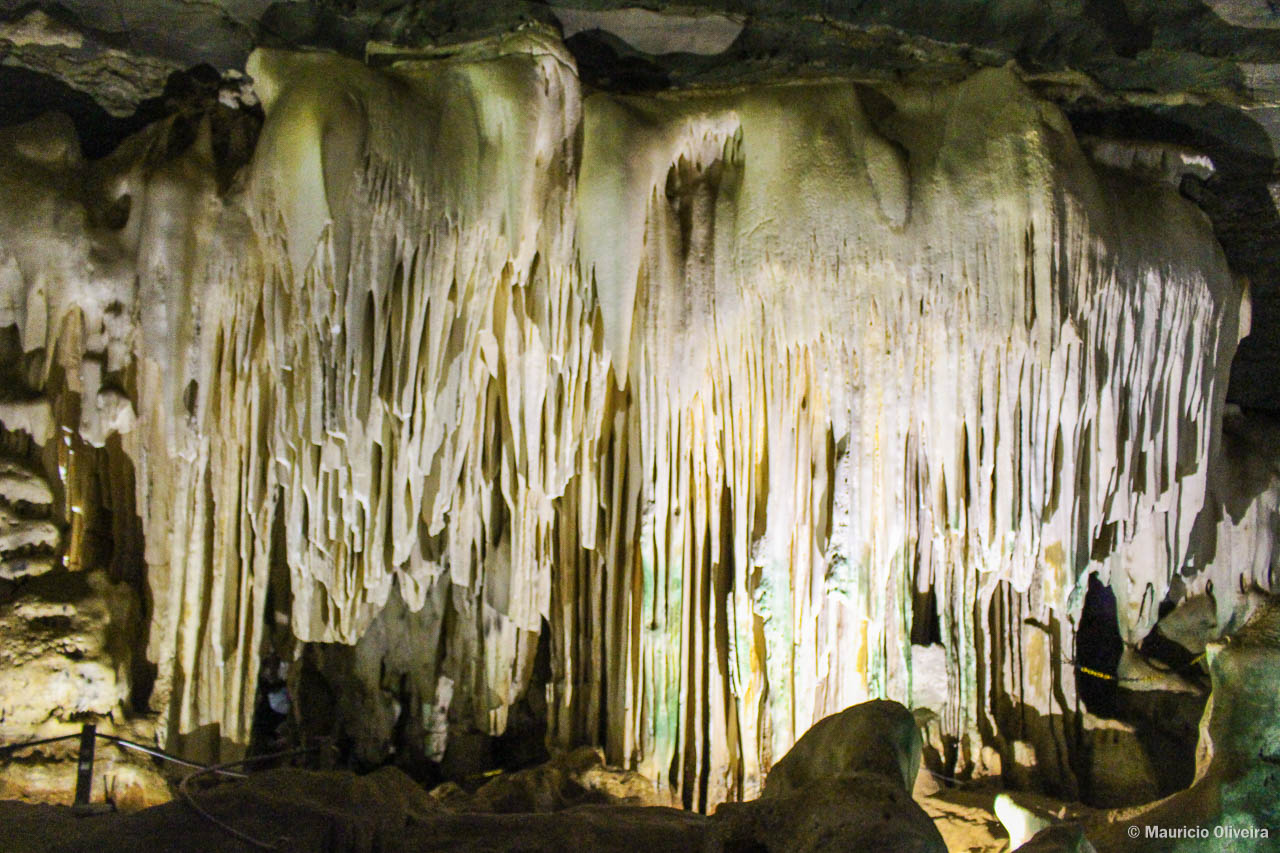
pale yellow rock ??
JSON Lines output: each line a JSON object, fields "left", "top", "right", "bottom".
{"left": 0, "top": 570, "right": 135, "bottom": 739}
{"left": 0, "top": 750, "right": 171, "bottom": 812}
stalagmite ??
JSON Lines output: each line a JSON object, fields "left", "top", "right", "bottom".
{"left": 0, "top": 25, "right": 1269, "bottom": 809}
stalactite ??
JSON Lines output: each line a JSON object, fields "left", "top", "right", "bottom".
{"left": 166, "top": 31, "right": 607, "bottom": 747}
{"left": 564, "top": 68, "right": 1245, "bottom": 799}
{"left": 0, "top": 28, "right": 1267, "bottom": 803}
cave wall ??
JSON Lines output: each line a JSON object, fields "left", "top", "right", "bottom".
{"left": 0, "top": 24, "right": 1274, "bottom": 805}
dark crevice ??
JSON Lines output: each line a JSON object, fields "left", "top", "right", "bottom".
{"left": 1075, "top": 574, "right": 1124, "bottom": 718}
{"left": 911, "top": 584, "right": 942, "bottom": 647}
{"left": 492, "top": 621, "right": 553, "bottom": 772}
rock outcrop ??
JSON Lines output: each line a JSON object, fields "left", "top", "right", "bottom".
{"left": 1088, "top": 598, "right": 1280, "bottom": 851}
{"left": 761, "top": 699, "right": 922, "bottom": 798}
{"left": 719, "top": 700, "right": 945, "bottom": 851}
{"left": 996, "top": 597, "right": 1280, "bottom": 852}
{"left": 0, "top": 570, "right": 135, "bottom": 738}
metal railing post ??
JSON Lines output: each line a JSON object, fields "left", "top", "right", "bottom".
{"left": 73, "top": 722, "right": 96, "bottom": 808}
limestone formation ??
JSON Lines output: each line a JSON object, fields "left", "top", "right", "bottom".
{"left": 761, "top": 699, "right": 922, "bottom": 797}
{"left": 0, "top": 448, "right": 59, "bottom": 580}
{"left": 0, "top": 568, "right": 170, "bottom": 812}
{"left": 0, "top": 5, "right": 1276, "bottom": 831}
{"left": 0, "top": 570, "right": 135, "bottom": 739}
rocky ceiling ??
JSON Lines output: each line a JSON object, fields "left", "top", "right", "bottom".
{"left": 2, "top": 0, "right": 1278, "bottom": 409}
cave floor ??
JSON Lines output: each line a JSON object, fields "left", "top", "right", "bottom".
{"left": 0, "top": 777, "right": 1019, "bottom": 853}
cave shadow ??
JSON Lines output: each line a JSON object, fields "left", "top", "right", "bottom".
{"left": 0, "top": 63, "right": 262, "bottom": 165}
{"left": 1112, "top": 686, "right": 1205, "bottom": 798}
{"left": 1065, "top": 93, "right": 1280, "bottom": 416}
{"left": 988, "top": 693, "right": 1086, "bottom": 802}
{"left": 1072, "top": 575, "right": 1207, "bottom": 803}
{"left": 0, "top": 66, "right": 167, "bottom": 159}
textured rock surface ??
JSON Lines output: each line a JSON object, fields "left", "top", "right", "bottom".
{"left": 0, "top": 570, "right": 135, "bottom": 738}
{"left": 430, "top": 746, "right": 670, "bottom": 813}
{"left": 0, "top": 766, "right": 444, "bottom": 853}
{"left": 0, "top": 22, "right": 1271, "bottom": 810}
{"left": 0, "top": 569, "right": 170, "bottom": 812}
{"left": 0, "top": 749, "right": 171, "bottom": 813}
{"left": 761, "top": 699, "right": 922, "bottom": 797}
{"left": 0, "top": 459, "right": 59, "bottom": 579}
{"left": 718, "top": 772, "right": 948, "bottom": 853}
{"left": 0, "top": 6, "right": 1277, "bottom": 832}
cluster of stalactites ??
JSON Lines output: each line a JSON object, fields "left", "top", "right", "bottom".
{"left": 174, "top": 33, "right": 613, "bottom": 744}
{"left": 148, "top": 47, "right": 1249, "bottom": 791}
{"left": 0, "top": 28, "right": 1252, "bottom": 799}
{"left": 552, "top": 71, "right": 1242, "bottom": 801}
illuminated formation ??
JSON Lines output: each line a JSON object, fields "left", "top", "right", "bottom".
{"left": 0, "top": 28, "right": 1266, "bottom": 809}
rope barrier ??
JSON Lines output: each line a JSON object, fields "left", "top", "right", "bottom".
{"left": 925, "top": 767, "right": 983, "bottom": 788}
{"left": 0, "top": 731, "right": 247, "bottom": 778}
{"left": 0, "top": 732, "right": 82, "bottom": 756}
{"left": 1, "top": 729, "right": 327, "bottom": 849}
{"left": 178, "top": 742, "right": 327, "bottom": 851}
{"left": 1076, "top": 664, "right": 1119, "bottom": 682}
{"left": 97, "top": 735, "right": 247, "bottom": 777}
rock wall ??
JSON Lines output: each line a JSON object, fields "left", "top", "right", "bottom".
{"left": 0, "top": 26, "right": 1271, "bottom": 806}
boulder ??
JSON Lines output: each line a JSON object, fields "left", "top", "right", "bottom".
{"left": 716, "top": 771, "right": 946, "bottom": 853}
{"left": 761, "top": 699, "right": 923, "bottom": 797}
{"left": 721, "top": 699, "right": 945, "bottom": 852}
{"left": 461, "top": 746, "right": 668, "bottom": 813}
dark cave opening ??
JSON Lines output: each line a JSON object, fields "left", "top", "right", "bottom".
{"left": 491, "top": 620, "right": 553, "bottom": 773}
{"left": 1075, "top": 573, "right": 1124, "bottom": 718}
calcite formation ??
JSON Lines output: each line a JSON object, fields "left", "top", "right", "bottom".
{"left": 0, "top": 25, "right": 1271, "bottom": 807}
{"left": 0, "top": 458, "right": 59, "bottom": 579}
